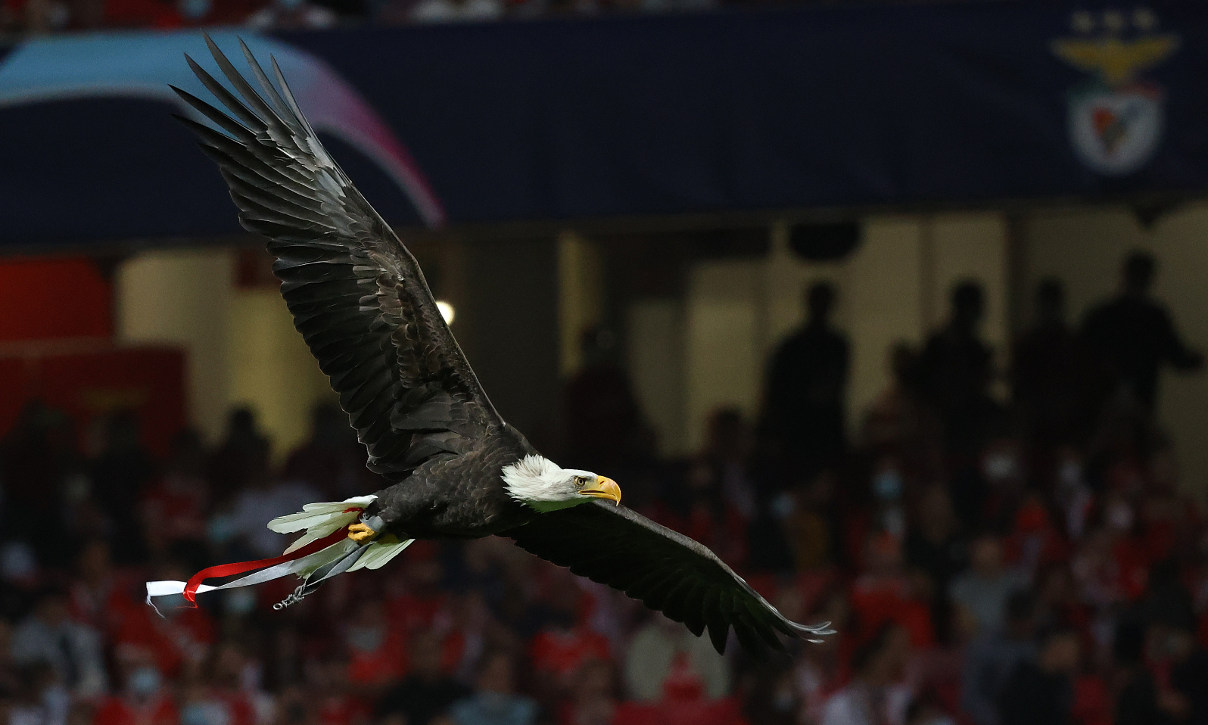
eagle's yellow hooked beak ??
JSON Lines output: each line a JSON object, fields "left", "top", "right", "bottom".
{"left": 579, "top": 476, "right": 622, "bottom": 505}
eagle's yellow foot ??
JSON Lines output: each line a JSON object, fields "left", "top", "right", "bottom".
{"left": 347, "top": 523, "right": 379, "bottom": 543}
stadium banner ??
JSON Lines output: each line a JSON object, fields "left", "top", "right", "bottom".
{"left": 1, "top": 2, "right": 1207, "bottom": 246}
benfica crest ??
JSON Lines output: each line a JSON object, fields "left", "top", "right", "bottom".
{"left": 1051, "top": 9, "right": 1179, "bottom": 175}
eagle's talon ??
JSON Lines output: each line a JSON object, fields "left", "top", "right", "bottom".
{"left": 347, "top": 523, "right": 379, "bottom": 543}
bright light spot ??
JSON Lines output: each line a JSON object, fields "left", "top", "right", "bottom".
{"left": 1133, "top": 8, "right": 1157, "bottom": 32}
{"left": 436, "top": 300, "right": 456, "bottom": 325}
{"left": 1071, "top": 11, "right": 1094, "bottom": 33}
{"left": 1102, "top": 10, "right": 1125, "bottom": 33}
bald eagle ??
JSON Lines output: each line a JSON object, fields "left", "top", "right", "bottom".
{"left": 146, "top": 36, "right": 834, "bottom": 656}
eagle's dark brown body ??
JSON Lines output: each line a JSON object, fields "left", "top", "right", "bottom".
{"left": 368, "top": 428, "right": 537, "bottom": 539}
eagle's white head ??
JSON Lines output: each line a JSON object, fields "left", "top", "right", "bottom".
{"left": 501, "top": 455, "right": 622, "bottom": 513}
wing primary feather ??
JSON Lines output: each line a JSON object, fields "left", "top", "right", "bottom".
{"left": 658, "top": 577, "right": 699, "bottom": 624}
{"left": 791, "top": 619, "right": 836, "bottom": 643}
{"left": 171, "top": 86, "right": 254, "bottom": 140}
{"left": 236, "top": 37, "right": 295, "bottom": 122}
{"left": 746, "top": 603, "right": 787, "bottom": 650}
{"left": 176, "top": 117, "right": 258, "bottom": 159}
{"left": 731, "top": 609, "right": 768, "bottom": 657}
{"left": 707, "top": 620, "right": 729, "bottom": 654}
{"left": 183, "top": 54, "right": 265, "bottom": 133}
{"left": 170, "top": 112, "right": 237, "bottom": 146}
{"left": 203, "top": 34, "right": 282, "bottom": 130}
{"left": 269, "top": 55, "right": 327, "bottom": 146}
{"left": 698, "top": 587, "right": 720, "bottom": 632}
{"left": 672, "top": 582, "right": 706, "bottom": 635}
{"left": 176, "top": 110, "right": 314, "bottom": 191}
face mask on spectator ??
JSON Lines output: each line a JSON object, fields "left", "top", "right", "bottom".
{"left": 772, "top": 688, "right": 795, "bottom": 711}
{"left": 128, "top": 666, "right": 161, "bottom": 698}
{"left": 42, "top": 1, "right": 70, "bottom": 27}
{"left": 873, "top": 469, "right": 903, "bottom": 501}
{"left": 181, "top": 703, "right": 220, "bottom": 725}
{"left": 347, "top": 626, "right": 385, "bottom": 652}
{"left": 179, "top": 0, "right": 210, "bottom": 20}
{"left": 207, "top": 514, "right": 236, "bottom": 545}
{"left": 1107, "top": 501, "right": 1134, "bottom": 531}
{"left": 478, "top": 692, "right": 511, "bottom": 714}
{"left": 770, "top": 491, "right": 794, "bottom": 519}
{"left": 983, "top": 453, "right": 1018, "bottom": 481}
{"left": 224, "top": 588, "right": 257, "bottom": 616}
{"left": 1058, "top": 459, "right": 1082, "bottom": 487}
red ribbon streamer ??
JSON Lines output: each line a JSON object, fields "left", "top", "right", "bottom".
{"left": 182, "top": 508, "right": 364, "bottom": 605}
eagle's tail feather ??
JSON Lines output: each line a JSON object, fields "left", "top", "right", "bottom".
{"left": 269, "top": 495, "right": 378, "bottom": 553}
{"left": 349, "top": 537, "right": 414, "bottom": 572}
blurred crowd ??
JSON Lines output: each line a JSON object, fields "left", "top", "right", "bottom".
{"left": 2, "top": 0, "right": 775, "bottom": 41}
{"left": 1, "top": 247, "right": 1208, "bottom": 725}
{"left": 0, "top": 0, "right": 967, "bottom": 41}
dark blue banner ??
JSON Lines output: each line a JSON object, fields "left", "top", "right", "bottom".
{"left": 2, "top": 3, "right": 1207, "bottom": 246}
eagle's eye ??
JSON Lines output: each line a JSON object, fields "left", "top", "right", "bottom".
{"left": 574, "top": 475, "right": 592, "bottom": 488}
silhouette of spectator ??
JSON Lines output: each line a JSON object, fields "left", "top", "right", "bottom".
{"left": 283, "top": 402, "right": 367, "bottom": 499}
{"left": 1139, "top": 612, "right": 1208, "bottom": 725}
{"left": 141, "top": 428, "right": 210, "bottom": 552}
{"left": 623, "top": 613, "right": 729, "bottom": 702}
{"left": 903, "top": 485, "right": 964, "bottom": 635}
{"left": 1011, "top": 278, "right": 1095, "bottom": 447}
{"left": 962, "top": 590, "right": 1037, "bottom": 725}
{"left": 560, "top": 658, "right": 619, "bottom": 725}
{"left": 761, "top": 281, "right": 850, "bottom": 467}
{"left": 1112, "top": 619, "right": 1161, "bottom": 725}
{"left": 995, "top": 626, "right": 1080, "bottom": 725}
{"left": 1081, "top": 250, "right": 1202, "bottom": 413}
{"left": 376, "top": 630, "right": 470, "bottom": 725}
{"left": 10, "top": 587, "right": 107, "bottom": 697}
{"left": 560, "top": 326, "right": 653, "bottom": 472}
{"left": 448, "top": 650, "right": 540, "bottom": 725}
{"left": 91, "top": 647, "right": 177, "bottom": 725}
{"left": 88, "top": 410, "right": 154, "bottom": 563}
{"left": 657, "top": 408, "right": 753, "bottom": 566}
{"left": 227, "top": 450, "right": 318, "bottom": 559}
{"left": 0, "top": 402, "right": 82, "bottom": 559}
{"left": 820, "top": 623, "right": 912, "bottom": 725}
{"left": 861, "top": 341, "right": 943, "bottom": 477}
{"left": 206, "top": 406, "right": 270, "bottom": 505}
{"left": 948, "top": 534, "right": 1025, "bottom": 635}
{"left": 919, "top": 280, "right": 999, "bottom": 457}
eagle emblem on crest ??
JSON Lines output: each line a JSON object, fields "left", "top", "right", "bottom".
{"left": 1051, "top": 8, "right": 1179, "bottom": 175}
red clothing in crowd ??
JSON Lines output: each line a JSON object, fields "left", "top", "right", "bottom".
{"left": 314, "top": 694, "right": 372, "bottom": 725}
{"left": 113, "top": 603, "right": 214, "bottom": 677}
{"left": 613, "top": 654, "right": 748, "bottom": 725}
{"left": 198, "top": 690, "right": 257, "bottom": 725}
{"left": 92, "top": 695, "right": 178, "bottom": 725}
{"left": 529, "top": 627, "right": 611, "bottom": 678}
{"left": 141, "top": 474, "right": 209, "bottom": 545}
{"left": 850, "top": 574, "right": 934, "bottom": 648}
{"left": 346, "top": 626, "right": 410, "bottom": 688}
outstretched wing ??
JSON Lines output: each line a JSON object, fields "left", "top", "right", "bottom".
{"left": 175, "top": 36, "right": 501, "bottom": 476}
{"left": 503, "top": 502, "right": 834, "bottom": 655}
